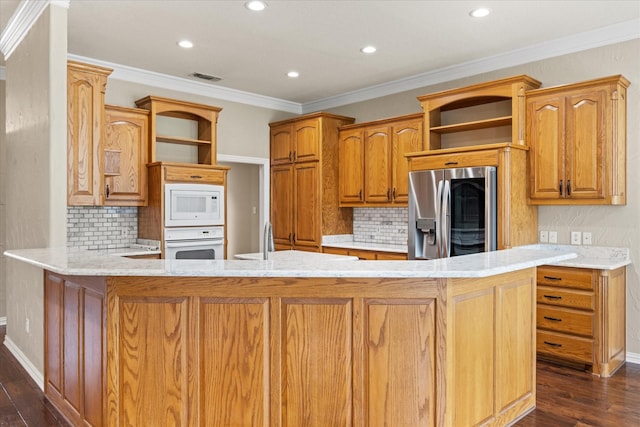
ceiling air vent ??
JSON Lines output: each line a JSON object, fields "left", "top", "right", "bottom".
{"left": 189, "top": 72, "right": 222, "bottom": 82}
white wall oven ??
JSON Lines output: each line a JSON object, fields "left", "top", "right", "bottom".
{"left": 164, "top": 226, "right": 224, "bottom": 260}
{"left": 165, "top": 183, "right": 224, "bottom": 227}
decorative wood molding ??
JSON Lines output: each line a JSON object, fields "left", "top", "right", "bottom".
{"left": 0, "top": 0, "right": 70, "bottom": 60}
{"left": 628, "top": 352, "right": 640, "bottom": 365}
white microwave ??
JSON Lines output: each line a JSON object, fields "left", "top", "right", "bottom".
{"left": 164, "top": 183, "right": 224, "bottom": 227}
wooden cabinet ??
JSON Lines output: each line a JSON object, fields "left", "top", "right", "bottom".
{"left": 269, "top": 113, "right": 355, "bottom": 251}
{"left": 67, "top": 60, "right": 112, "bottom": 206}
{"left": 527, "top": 75, "right": 629, "bottom": 205}
{"left": 418, "top": 75, "right": 541, "bottom": 151}
{"left": 536, "top": 265, "right": 626, "bottom": 377}
{"left": 135, "top": 96, "right": 221, "bottom": 166}
{"left": 45, "top": 272, "right": 106, "bottom": 427}
{"left": 323, "top": 246, "right": 407, "bottom": 260}
{"left": 103, "top": 105, "right": 149, "bottom": 206}
{"left": 137, "top": 162, "right": 229, "bottom": 256}
{"left": 408, "top": 143, "right": 538, "bottom": 249}
{"left": 339, "top": 113, "right": 423, "bottom": 207}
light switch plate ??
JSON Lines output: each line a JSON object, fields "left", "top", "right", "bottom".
{"left": 571, "top": 231, "right": 582, "bottom": 245}
{"left": 549, "top": 231, "right": 557, "bottom": 243}
{"left": 539, "top": 231, "right": 549, "bottom": 243}
{"left": 583, "top": 232, "right": 592, "bottom": 245}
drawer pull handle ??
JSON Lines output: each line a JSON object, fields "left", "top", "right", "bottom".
{"left": 445, "top": 161, "right": 458, "bottom": 166}
{"left": 544, "top": 341, "right": 562, "bottom": 348}
{"left": 190, "top": 175, "right": 203, "bottom": 179}
{"left": 543, "top": 294, "right": 562, "bottom": 300}
{"left": 543, "top": 275, "right": 562, "bottom": 281}
{"left": 543, "top": 316, "right": 562, "bottom": 322}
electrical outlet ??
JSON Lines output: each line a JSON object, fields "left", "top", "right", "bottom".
{"left": 549, "top": 231, "right": 558, "bottom": 243}
{"left": 121, "top": 228, "right": 129, "bottom": 237}
{"left": 571, "top": 231, "right": 582, "bottom": 245}
{"left": 539, "top": 231, "right": 549, "bottom": 243}
{"left": 25, "top": 318, "right": 30, "bottom": 334}
{"left": 583, "top": 232, "right": 592, "bottom": 245}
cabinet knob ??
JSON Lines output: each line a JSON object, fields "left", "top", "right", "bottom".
{"left": 559, "top": 180, "right": 563, "bottom": 196}
{"left": 392, "top": 188, "right": 397, "bottom": 200}
{"left": 567, "top": 180, "right": 571, "bottom": 196}
{"left": 387, "top": 188, "right": 391, "bottom": 200}
{"left": 288, "top": 152, "right": 292, "bottom": 162}
{"left": 358, "top": 189, "right": 362, "bottom": 201}
{"left": 105, "top": 184, "right": 110, "bottom": 198}
{"left": 293, "top": 151, "right": 297, "bottom": 161}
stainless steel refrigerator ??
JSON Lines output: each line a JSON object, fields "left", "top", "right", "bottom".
{"left": 408, "top": 166, "right": 497, "bottom": 259}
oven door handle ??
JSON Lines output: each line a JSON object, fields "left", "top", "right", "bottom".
{"left": 165, "top": 239, "right": 223, "bottom": 248}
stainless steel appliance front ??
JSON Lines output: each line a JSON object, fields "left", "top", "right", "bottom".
{"left": 408, "top": 166, "right": 497, "bottom": 260}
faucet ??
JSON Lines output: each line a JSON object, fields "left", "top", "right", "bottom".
{"left": 263, "top": 221, "right": 274, "bottom": 260}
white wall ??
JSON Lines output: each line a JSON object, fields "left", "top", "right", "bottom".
{"left": 4, "top": 4, "right": 68, "bottom": 373}
{"left": 328, "top": 39, "right": 640, "bottom": 356}
{"left": 0, "top": 78, "right": 6, "bottom": 322}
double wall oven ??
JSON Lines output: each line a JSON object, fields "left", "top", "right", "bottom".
{"left": 163, "top": 183, "right": 225, "bottom": 260}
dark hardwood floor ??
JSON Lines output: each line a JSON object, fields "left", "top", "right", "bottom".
{"left": 1, "top": 325, "right": 639, "bottom": 426}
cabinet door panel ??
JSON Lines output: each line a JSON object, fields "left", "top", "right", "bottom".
{"left": 294, "top": 163, "right": 320, "bottom": 248}
{"left": 528, "top": 96, "right": 564, "bottom": 199}
{"left": 270, "top": 124, "right": 293, "bottom": 165}
{"left": 365, "top": 126, "right": 392, "bottom": 203}
{"left": 392, "top": 120, "right": 423, "bottom": 203}
{"left": 366, "top": 299, "right": 436, "bottom": 427}
{"left": 281, "top": 299, "right": 353, "bottom": 426}
{"left": 104, "top": 107, "right": 148, "bottom": 205}
{"left": 45, "top": 274, "right": 64, "bottom": 395}
{"left": 270, "top": 165, "right": 294, "bottom": 248}
{"left": 566, "top": 89, "right": 606, "bottom": 199}
{"left": 294, "top": 119, "right": 320, "bottom": 162}
{"left": 339, "top": 129, "right": 364, "bottom": 204}
{"left": 63, "top": 282, "right": 82, "bottom": 414}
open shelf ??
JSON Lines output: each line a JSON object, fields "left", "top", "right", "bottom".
{"left": 156, "top": 135, "right": 212, "bottom": 146}
{"left": 430, "top": 116, "right": 512, "bottom": 134}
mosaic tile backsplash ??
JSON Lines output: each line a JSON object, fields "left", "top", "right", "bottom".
{"left": 67, "top": 207, "right": 138, "bottom": 250}
{"left": 353, "top": 207, "right": 408, "bottom": 246}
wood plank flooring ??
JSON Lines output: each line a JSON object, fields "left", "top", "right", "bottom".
{"left": 1, "top": 325, "right": 639, "bottom": 426}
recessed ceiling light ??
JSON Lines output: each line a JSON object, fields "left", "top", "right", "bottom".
{"left": 361, "top": 46, "right": 377, "bottom": 54}
{"left": 178, "top": 40, "right": 194, "bottom": 49}
{"left": 469, "top": 8, "right": 491, "bottom": 18}
{"left": 245, "top": 1, "right": 267, "bottom": 11}
{"left": 287, "top": 71, "right": 299, "bottom": 78}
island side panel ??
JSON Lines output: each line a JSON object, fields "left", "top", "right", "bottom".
{"left": 105, "top": 276, "right": 440, "bottom": 427}
{"left": 445, "top": 268, "right": 536, "bottom": 427}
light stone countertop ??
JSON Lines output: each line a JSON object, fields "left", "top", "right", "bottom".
{"left": 520, "top": 244, "right": 631, "bottom": 270}
{"left": 321, "top": 235, "right": 407, "bottom": 253}
{"left": 235, "top": 250, "right": 359, "bottom": 261}
{"left": 4, "top": 246, "right": 576, "bottom": 279}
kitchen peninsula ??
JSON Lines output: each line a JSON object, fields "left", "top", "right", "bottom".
{"left": 4, "top": 247, "right": 577, "bottom": 427}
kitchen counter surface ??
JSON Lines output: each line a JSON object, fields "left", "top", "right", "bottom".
{"left": 234, "top": 250, "right": 359, "bottom": 261}
{"left": 522, "top": 244, "right": 631, "bottom": 270}
{"left": 322, "top": 234, "right": 407, "bottom": 253}
{"left": 5, "top": 246, "right": 576, "bottom": 278}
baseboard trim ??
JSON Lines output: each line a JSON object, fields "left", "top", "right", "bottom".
{"left": 627, "top": 351, "right": 640, "bottom": 365}
{"left": 0, "top": 317, "right": 6, "bottom": 326}
{"left": 2, "top": 335, "right": 44, "bottom": 391}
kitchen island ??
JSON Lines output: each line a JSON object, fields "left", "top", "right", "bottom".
{"left": 4, "top": 247, "right": 576, "bottom": 427}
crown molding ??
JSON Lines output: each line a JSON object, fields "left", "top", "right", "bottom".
{"left": 302, "top": 19, "right": 640, "bottom": 113}
{"left": 0, "top": 66, "right": 5, "bottom": 81}
{"left": 67, "top": 54, "right": 303, "bottom": 114}
{"left": 0, "top": 0, "right": 70, "bottom": 60}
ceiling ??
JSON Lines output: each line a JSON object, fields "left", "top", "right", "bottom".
{"left": 1, "top": 0, "right": 639, "bottom": 105}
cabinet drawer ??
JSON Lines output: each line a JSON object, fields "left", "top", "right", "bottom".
{"left": 409, "top": 149, "right": 500, "bottom": 171}
{"left": 536, "top": 286, "right": 594, "bottom": 310}
{"left": 164, "top": 166, "right": 226, "bottom": 184}
{"left": 537, "top": 330, "right": 593, "bottom": 364}
{"left": 537, "top": 306, "right": 593, "bottom": 336}
{"left": 537, "top": 265, "right": 595, "bottom": 290}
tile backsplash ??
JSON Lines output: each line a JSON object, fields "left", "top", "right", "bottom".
{"left": 67, "top": 207, "right": 137, "bottom": 250}
{"left": 353, "top": 207, "right": 408, "bottom": 246}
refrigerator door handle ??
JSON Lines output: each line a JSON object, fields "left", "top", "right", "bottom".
{"left": 441, "top": 180, "right": 451, "bottom": 258}
{"left": 435, "top": 180, "right": 444, "bottom": 258}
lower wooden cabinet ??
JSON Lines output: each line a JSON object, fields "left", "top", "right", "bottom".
{"left": 44, "top": 272, "right": 106, "bottom": 427}
{"left": 536, "top": 265, "right": 626, "bottom": 377}
{"left": 323, "top": 246, "right": 407, "bottom": 260}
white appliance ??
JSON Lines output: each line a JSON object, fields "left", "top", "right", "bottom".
{"left": 165, "top": 183, "right": 224, "bottom": 227}
{"left": 164, "top": 226, "right": 225, "bottom": 260}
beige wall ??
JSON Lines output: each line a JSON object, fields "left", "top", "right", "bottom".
{"left": 4, "top": 4, "right": 67, "bottom": 372}
{"left": 327, "top": 39, "right": 640, "bottom": 355}
{"left": 0, "top": 78, "right": 5, "bottom": 321}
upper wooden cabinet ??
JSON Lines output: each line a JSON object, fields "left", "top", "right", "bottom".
{"left": 527, "top": 75, "right": 629, "bottom": 205}
{"left": 269, "top": 113, "right": 355, "bottom": 251}
{"left": 103, "top": 105, "right": 149, "bottom": 206}
{"left": 67, "top": 60, "right": 112, "bottom": 206}
{"left": 135, "top": 96, "right": 221, "bottom": 166}
{"left": 417, "top": 75, "right": 541, "bottom": 151}
{"left": 339, "top": 113, "right": 423, "bottom": 207}
{"left": 270, "top": 118, "right": 322, "bottom": 165}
